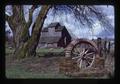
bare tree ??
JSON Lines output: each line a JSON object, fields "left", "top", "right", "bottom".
{"left": 5, "top": 5, "right": 113, "bottom": 59}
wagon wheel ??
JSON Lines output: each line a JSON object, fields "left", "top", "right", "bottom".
{"left": 67, "top": 39, "right": 99, "bottom": 69}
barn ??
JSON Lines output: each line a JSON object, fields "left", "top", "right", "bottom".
{"left": 38, "top": 22, "right": 72, "bottom": 48}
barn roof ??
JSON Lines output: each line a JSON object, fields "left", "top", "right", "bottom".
{"left": 42, "top": 25, "right": 65, "bottom": 32}
{"left": 48, "top": 22, "right": 60, "bottom": 28}
{"left": 55, "top": 26, "right": 65, "bottom": 32}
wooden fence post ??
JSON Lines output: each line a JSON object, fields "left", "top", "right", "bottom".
{"left": 107, "top": 41, "right": 111, "bottom": 54}
{"left": 97, "top": 37, "right": 103, "bottom": 57}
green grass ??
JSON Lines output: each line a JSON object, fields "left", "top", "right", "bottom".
{"left": 5, "top": 47, "right": 64, "bottom": 57}
{"left": 6, "top": 48, "right": 15, "bottom": 54}
{"left": 36, "top": 48, "right": 64, "bottom": 56}
{"left": 36, "top": 48, "right": 64, "bottom": 53}
{"left": 6, "top": 48, "right": 64, "bottom": 54}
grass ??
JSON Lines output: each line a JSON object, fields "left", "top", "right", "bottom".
{"left": 36, "top": 48, "right": 64, "bottom": 56}
{"left": 6, "top": 59, "right": 70, "bottom": 79}
{"left": 6, "top": 47, "right": 70, "bottom": 79}
{"left": 5, "top": 47, "right": 64, "bottom": 54}
{"left": 5, "top": 47, "right": 64, "bottom": 56}
{"left": 36, "top": 48, "right": 64, "bottom": 53}
{"left": 6, "top": 48, "right": 15, "bottom": 54}
{"left": 6, "top": 66, "right": 69, "bottom": 79}
{"left": 5, "top": 47, "right": 114, "bottom": 79}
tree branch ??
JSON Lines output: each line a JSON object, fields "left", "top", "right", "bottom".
{"left": 30, "top": 5, "right": 51, "bottom": 38}
{"left": 27, "top": 5, "right": 38, "bottom": 28}
{"left": 5, "top": 14, "right": 15, "bottom": 31}
{"left": 12, "top": 5, "right": 26, "bottom": 24}
{"left": 12, "top": 5, "right": 20, "bottom": 16}
{"left": 5, "top": 14, "right": 11, "bottom": 21}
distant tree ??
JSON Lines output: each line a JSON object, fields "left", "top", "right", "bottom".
{"left": 5, "top": 5, "right": 113, "bottom": 59}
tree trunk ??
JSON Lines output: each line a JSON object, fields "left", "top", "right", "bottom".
{"left": 14, "top": 6, "right": 50, "bottom": 59}
{"left": 6, "top": 5, "right": 51, "bottom": 59}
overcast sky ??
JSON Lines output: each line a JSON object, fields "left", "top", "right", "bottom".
{"left": 5, "top": 5, "right": 114, "bottom": 39}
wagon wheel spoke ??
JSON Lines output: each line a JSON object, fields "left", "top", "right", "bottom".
{"left": 84, "top": 52, "right": 95, "bottom": 59}
{"left": 80, "top": 59, "right": 89, "bottom": 68}
{"left": 77, "top": 50, "right": 96, "bottom": 68}
{"left": 72, "top": 52, "right": 79, "bottom": 55}
{"left": 72, "top": 45, "right": 86, "bottom": 59}
{"left": 83, "top": 60, "right": 88, "bottom": 68}
{"left": 79, "top": 48, "right": 85, "bottom": 55}
{"left": 73, "top": 48, "right": 94, "bottom": 68}
{"left": 69, "top": 39, "right": 99, "bottom": 69}
{"left": 88, "top": 55, "right": 95, "bottom": 67}
{"left": 79, "top": 60, "right": 82, "bottom": 68}
{"left": 74, "top": 48, "right": 78, "bottom": 53}
{"left": 78, "top": 58, "right": 93, "bottom": 68}
{"left": 79, "top": 48, "right": 88, "bottom": 56}
{"left": 84, "top": 52, "right": 96, "bottom": 67}
{"left": 85, "top": 52, "right": 94, "bottom": 56}
{"left": 85, "top": 56, "right": 94, "bottom": 60}
{"left": 81, "top": 60, "right": 85, "bottom": 68}
{"left": 72, "top": 55, "right": 82, "bottom": 59}
{"left": 75, "top": 44, "right": 83, "bottom": 52}
{"left": 85, "top": 59, "right": 91, "bottom": 64}
{"left": 72, "top": 48, "right": 80, "bottom": 56}
{"left": 84, "top": 49, "right": 89, "bottom": 54}
{"left": 72, "top": 47, "right": 80, "bottom": 55}
{"left": 78, "top": 59, "right": 88, "bottom": 69}
{"left": 73, "top": 49, "right": 86, "bottom": 60}
{"left": 76, "top": 56, "right": 83, "bottom": 62}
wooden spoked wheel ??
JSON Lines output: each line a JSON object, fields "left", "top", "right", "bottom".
{"left": 65, "top": 39, "right": 99, "bottom": 69}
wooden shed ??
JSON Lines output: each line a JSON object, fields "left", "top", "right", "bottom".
{"left": 38, "top": 22, "right": 71, "bottom": 48}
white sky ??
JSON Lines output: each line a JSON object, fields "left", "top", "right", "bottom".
{"left": 5, "top": 5, "right": 114, "bottom": 39}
